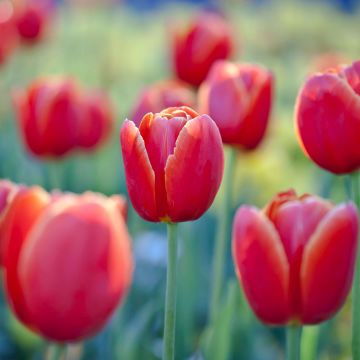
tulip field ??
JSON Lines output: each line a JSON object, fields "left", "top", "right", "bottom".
{"left": 1, "top": 0, "right": 360, "bottom": 359}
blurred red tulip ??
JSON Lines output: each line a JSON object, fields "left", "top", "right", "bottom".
{"left": 131, "top": 80, "right": 195, "bottom": 126}
{"left": 171, "top": 12, "right": 234, "bottom": 87}
{"left": 295, "top": 60, "right": 360, "bottom": 174}
{"left": 120, "top": 106, "right": 224, "bottom": 222}
{"left": 0, "top": 0, "right": 18, "bottom": 65}
{"left": 198, "top": 60, "right": 273, "bottom": 149}
{"left": 15, "top": 0, "right": 52, "bottom": 44}
{"left": 14, "top": 77, "right": 114, "bottom": 158}
{"left": 232, "top": 189, "right": 358, "bottom": 325}
{"left": 2, "top": 188, "right": 132, "bottom": 342}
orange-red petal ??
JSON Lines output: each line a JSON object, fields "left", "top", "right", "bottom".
{"left": 232, "top": 206, "right": 290, "bottom": 324}
{"left": 164, "top": 114, "right": 224, "bottom": 222}
{"left": 301, "top": 203, "right": 358, "bottom": 324}
{"left": 120, "top": 120, "right": 157, "bottom": 221}
{"left": 2, "top": 187, "right": 50, "bottom": 327}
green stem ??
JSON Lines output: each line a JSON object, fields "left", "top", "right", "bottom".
{"left": 209, "top": 146, "right": 236, "bottom": 324}
{"left": 352, "top": 172, "right": 360, "bottom": 360}
{"left": 163, "top": 223, "right": 178, "bottom": 360}
{"left": 44, "top": 343, "right": 64, "bottom": 360}
{"left": 300, "top": 326, "right": 319, "bottom": 360}
{"left": 45, "top": 161, "right": 62, "bottom": 191}
{"left": 286, "top": 325, "right": 302, "bottom": 360}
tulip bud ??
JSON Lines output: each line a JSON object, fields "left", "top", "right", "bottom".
{"left": 2, "top": 188, "right": 132, "bottom": 342}
{"left": 15, "top": 0, "right": 52, "bottom": 44}
{"left": 295, "top": 60, "right": 360, "bottom": 174}
{"left": 198, "top": 60, "right": 273, "bottom": 149}
{"left": 120, "top": 106, "right": 224, "bottom": 222}
{"left": 14, "top": 77, "right": 114, "bottom": 158}
{"left": 232, "top": 189, "right": 358, "bottom": 325}
{"left": 131, "top": 80, "right": 195, "bottom": 126}
{"left": 171, "top": 12, "right": 234, "bottom": 87}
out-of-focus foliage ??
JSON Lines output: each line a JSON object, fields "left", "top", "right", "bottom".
{"left": 0, "top": 0, "right": 358, "bottom": 359}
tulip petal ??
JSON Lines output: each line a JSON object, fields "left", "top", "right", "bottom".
{"left": 301, "top": 203, "right": 358, "bottom": 324}
{"left": 164, "top": 114, "right": 224, "bottom": 222}
{"left": 139, "top": 113, "right": 188, "bottom": 219}
{"left": 198, "top": 62, "right": 249, "bottom": 143}
{"left": 267, "top": 196, "right": 332, "bottom": 317}
{"left": 341, "top": 60, "right": 360, "bottom": 96}
{"left": 232, "top": 206, "right": 290, "bottom": 324}
{"left": 77, "top": 92, "right": 113, "bottom": 149}
{"left": 2, "top": 187, "right": 50, "bottom": 327}
{"left": 236, "top": 66, "right": 273, "bottom": 150}
{"left": 120, "top": 120, "right": 157, "bottom": 221}
{"left": 40, "top": 81, "right": 80, "bottom": 156}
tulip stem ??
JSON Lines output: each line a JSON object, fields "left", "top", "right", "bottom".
{"left": 44, "top": 343, "right": 63, "bottom": 360}
{"left": 300, "top": 326, "right": 319, "bottom": 360}
{"left": 163, "top": 223, "right": 178, "bottom": 360}
{"left": 209, "top": 146, "right": 236, "bottom": 325}
{"left": 286, "top": 325, "right": 302, "bottom": 360}
{"left": 352, "top": 172, "right": 360, "bottom": 360}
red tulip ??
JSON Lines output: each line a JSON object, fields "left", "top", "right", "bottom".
{"left": 131, "top": 80, "right": 195, "bottom": 126}
{"left": 171, "top": 12, "right": 234, "bottom": 87}
{"left": 15, "top": 0, "right": 52, "bottom": 44}
{"left": 14, "top": 77, "right": 113, "bottom": 158}
{"left": 198, "top": 60, "right": 273, "bottom": 149}
{"left": 295, "top": 60, "right": 360, "bottom": 174}
{"left": 232, "top": 189, "right": 358, "bottom": 325}
{"left": 0, "top": 0, "right": 18, "bottom": 65}
{"left": 120, "top": 106, "right": 224, "bottom": 222}
{"left": 2, "top": 188, "right": 132, "bottom": 342}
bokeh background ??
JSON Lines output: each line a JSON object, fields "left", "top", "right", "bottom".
{"left": 1, "top": 0, "right": 360, "bottom": 358}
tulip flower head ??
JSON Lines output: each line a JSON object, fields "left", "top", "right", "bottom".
{"left": 198, "top": 60, "right": 273, "bottom": 149}
{"left": 14, "top": 77, "right": 113, "bottom": 158}
{"left": 131, "top": 80, "right": 196, "bottom": 126}
{"left": 15, "top": 0, "right": 52, "bottom": 44}
{"left": 1, "top": 187, "right": 132, "bottom": 342}
{"left": 120, "top": 106, "right": 224, "bottom": 222}
{"left": 295, "top": 60, "right": 360, "bottom": 174}
{"left": 171, "top": 12, "right": 234, "bottom": 87}
{"left": 0, "top": 0, "right": 18, "bottom": 65}
{"left": 232, "top": 189, "right": 358, "bottom": 325}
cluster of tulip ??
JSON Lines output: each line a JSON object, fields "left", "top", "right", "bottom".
{"left": 0, "top": 0, "right": 52, "bottom": 65}
{"left": 0, "top": 180, "right": 132, "bottom": 342}
{"left": 124, "top": 10, "right": 360, "bottom": 360}
{"left": 1, "top": 4, "right": 360, "bottom": 360}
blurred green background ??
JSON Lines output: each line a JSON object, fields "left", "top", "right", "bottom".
{"left": 0, "top": 0, "right": 359, "bottom": 359}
